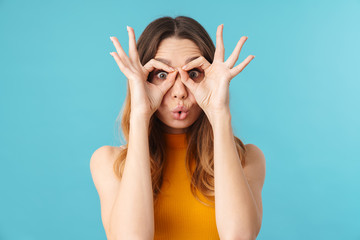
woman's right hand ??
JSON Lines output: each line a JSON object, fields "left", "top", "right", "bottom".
{"left": 110, "top": 26, "right": 177, "bottom": 119}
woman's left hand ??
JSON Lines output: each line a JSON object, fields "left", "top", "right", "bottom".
{"left": 177, "top": 24, "right": 255, "bottom": 123}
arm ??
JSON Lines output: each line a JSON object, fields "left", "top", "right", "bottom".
{"left": 107, "top": 27, "right": 177, "bottom": 240}
{"left": 109, "top": 113, "right": 154, "bottom": 240}
{"left": 212, "top": 109, "right": 264, "bottom": 240}
{"left": 174, "top": 23, "right": 261, "bottom": 240}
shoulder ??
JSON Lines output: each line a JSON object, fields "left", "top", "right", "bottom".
{"left": 243, "top": 143, "right": 266, "bottom": 183}
{"left": 89, "top": 145, "right": 125, "bottom": 238}
{"left": 244, "top": 144, "right": 265, "bottom": 163}
{"left": 90, "top": 146, "right": 118, "bottom": 167}
{"left": 90, "top": 145, "right": 125, "bottom": 163}
{"left": 243, "top": 144, "right": 266, "bottom": 227}
{"left": 89, "top": 145, "right": 126, "bottom": 181}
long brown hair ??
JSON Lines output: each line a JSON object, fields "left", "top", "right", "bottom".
{"left": 114, "top": 16, "right": 247, "bottom": 207}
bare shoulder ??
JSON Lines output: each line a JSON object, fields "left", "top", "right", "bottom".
{"left": 90, "top": 145, "right": 121, "bottom": 191}
{"left": 243, "top": 143, "right": 266, "bottom": 178}
{"left": 243, "top": 144, "right": 266, "bottom": 224}
{"left": 90, "top": 145, "right": 127, "bottom": 180}
{"left": 89, "top": 145, "right": 126, "bottom": 238}
{"left": 244, "top": 144, "right": 265, "bottom": 162}
{"left": 91, "top": 146, "right": 116, "bottom": 170}
{"left": 90, "top": 145, "right": 126, "bottom": 170}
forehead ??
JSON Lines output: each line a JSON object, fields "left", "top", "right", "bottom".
{"left": 154, "top": 37, "right": 201, "bottom": 66}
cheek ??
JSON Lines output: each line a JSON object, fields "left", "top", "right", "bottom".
{"left": 160, "top": 93, "right": 171, "bottom": 106}
{"left": 188, "top": 93, "right": 198, "bottom": 105}
{"left": 156, "top": 96, "right": 171, "bottom": 115}
{"left": 155, "top": 107, "right": 167, "bottom": 122}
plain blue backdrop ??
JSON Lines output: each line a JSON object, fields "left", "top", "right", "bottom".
{"left": 1, "top": 0, "right": 359, "bottom": 239}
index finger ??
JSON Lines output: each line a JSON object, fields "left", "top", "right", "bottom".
{"left": 127, "top": 26, "right": 140, "bottom": 62}
{"left": 110, "top": 36, "right": 131, "bottom": 65}
{"left": 181, "top": 56, "right": 211, "bottom": 71}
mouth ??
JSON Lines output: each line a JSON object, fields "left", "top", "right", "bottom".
{"left": 171, "top": 105, "right": 190, "bottom": 120}
{"left": 171, "top": 110, "right": 189, "bottom": 120}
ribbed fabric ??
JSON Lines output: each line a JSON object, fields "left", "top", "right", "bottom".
{"left": 154, "top": 133, "right": 219, "bottom": 239}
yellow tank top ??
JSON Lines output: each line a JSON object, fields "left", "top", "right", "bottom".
{"left": 154, "top": 133, "right": 220, "bottom": 239}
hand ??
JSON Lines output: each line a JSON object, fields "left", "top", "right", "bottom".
{"left": 110, "top": 26, "right": 177, "bottom": 119}
{"left": 177, "top": 24, "right": 255, "bottom": 122}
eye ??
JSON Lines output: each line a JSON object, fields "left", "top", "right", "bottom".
{"left": 188, "top": 68, "right": 202, "bottom": 79}
{"left": 154, "top": 70, "right": 168, "bottom": 80}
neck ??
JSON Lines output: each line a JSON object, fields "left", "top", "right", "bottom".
{"left": 164, "top": 132, "right": 188, "bottom": 149}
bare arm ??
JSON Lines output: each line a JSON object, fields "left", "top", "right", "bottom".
{"left": 90, "top": 113, "right": 154, "bottom": 240}
{"left": 212, "top": 109, "right": 265, "bottom": 240}
{"left": 166, "top": 23, "right": 262, "bottom": 240}
{"left": 105, "top": 26, "right": 177, "bottom": 240}
{"left": 109, "top": 113, "right": 154, "bottom": 240}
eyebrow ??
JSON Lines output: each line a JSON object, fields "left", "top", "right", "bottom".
{"left": 154, "top": 56, "right": 200, "bottom": 67}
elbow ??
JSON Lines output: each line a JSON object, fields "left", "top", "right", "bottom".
{"left": 222, "top": 227, "right": 259, "bottom": 240}
{"left": 109, "top": 231, "right": 154, "bottom": 240}
{"left": 111, "top": 235, "right": 153, "bottom": 240}
{"left": 108, "top": 224, "right": 154, "bottom": 240}
{"left": 221, "top": 224, "right": 260, "bottom": 240}
{"left": 222, "top": 233, "right": 257, "bottom": 240}
{"left": 229, "top": 215, "right": 261, "bottom": 240}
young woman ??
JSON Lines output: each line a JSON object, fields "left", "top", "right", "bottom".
{"left": 90, "top": 16, "right": 266, "bottom": 240}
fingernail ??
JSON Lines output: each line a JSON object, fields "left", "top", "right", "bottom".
{"left": 169, "top": 67, "right": 175, "bottom": 71}
{"left": 110, "top": 36, "right": 113, "bottom": 41}
{"left": 126, "top": 26, "right": 130, "bottom": 31}
{"left": 182, "top": 65, "right": 188, "bottom": 70}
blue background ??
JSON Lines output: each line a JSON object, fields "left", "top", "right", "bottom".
{"left": 1, "top": 0, "right": 359, "bottom": 239}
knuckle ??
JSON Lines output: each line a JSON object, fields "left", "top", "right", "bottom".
{"left": 199, "top": 56, "right": 208, "bottom": 64}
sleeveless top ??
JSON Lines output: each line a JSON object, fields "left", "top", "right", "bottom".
{"left": 153, "top": 133, "right": 220, "bottom": 239}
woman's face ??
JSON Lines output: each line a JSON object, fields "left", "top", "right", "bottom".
{"left": 150, "top": 37, "right": 205, "bottom": 134}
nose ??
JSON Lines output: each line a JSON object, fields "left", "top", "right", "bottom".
{"left": 170, "top": 69, "right": 188, "bottom": 99}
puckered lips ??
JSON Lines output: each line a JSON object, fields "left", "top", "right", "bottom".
{"left": 171, "top": 106, "right": 189, "bottom": 120}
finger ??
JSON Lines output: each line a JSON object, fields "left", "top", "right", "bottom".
{"left": 213, "top": 24, "right": 225, "bottom": 62}
{"left": 143, "top": 59, "right": 175, "bottom": 75}
{"left": 110, "top": 52, "right": 132, "bottom": 76}
{"left": 110, "top": 36, "right": 131, "bottom": 65}
{"left": 127, "top": 26, "right": 140, "bottom": 62}
{"left": 182, "top": 56, "right": 211, "bottom": 71}
{"left": 158, "top": 70, "right": 177, "bottom": 94}
{"left": 225, "top": 36, "right": 247, "bottom": 68}
{"left": 230, "top": 55, "right": 255, "bottom": 77}
{"left": 177, "top": 67, "right": 198, "bottom": 94}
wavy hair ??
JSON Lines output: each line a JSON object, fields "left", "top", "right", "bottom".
{"left": 113, "top": 16, "right": 247, "bottom": 207}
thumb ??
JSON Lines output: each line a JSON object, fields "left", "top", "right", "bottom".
{"left": 158, "top": 70, "right": 177, "bottom": 95}
{"left": 177, "top": 67, "right": 197, "bottom": 94}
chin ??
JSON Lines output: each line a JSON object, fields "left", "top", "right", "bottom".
{"left": 162, "top": 118, "right": 194, "bottom": 128}
{"left": 155, "top": 114, "right": 196, "bottom": 132}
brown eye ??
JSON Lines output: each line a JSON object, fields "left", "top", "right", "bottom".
{"left": 188, "top": 69, "right": 201, "bottom": 79}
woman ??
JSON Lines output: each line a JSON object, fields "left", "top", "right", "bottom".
{"left": 90, "top": 16, "right": 266, "bottom": 240}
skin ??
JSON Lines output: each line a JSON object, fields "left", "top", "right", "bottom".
{"left": 150, "top": 37, "right": 205, "bottom": 134}
{"left": 105, "top": 24, "right": 265, "bottom": 239}
{"left": 109, "top": 25, "right": 255, "bottom": 130}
